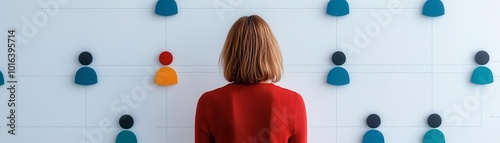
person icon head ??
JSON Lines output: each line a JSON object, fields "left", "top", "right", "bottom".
{"left": 79, "top": 51, "right": 93, "bottom": 66}
{"left": 116, "top": 114, "right": 138, "bottom": 143}
{"left": 362, "top": 114, "right": 384, "bottom": 143}
{"left": 427, "top": 113, "right": 441, "bottom": 128}
{"left": 475, "top": 50, "right": 489, "bottom": 66}
{"left": 159, "top": 51, "right": 173, "bottom": 66}
{"left": 331, "top": 51, "right": 346, "bottom": 66}
{"left": 119, "top": 114, "right": 134, "bottom": 129}
{"left": 366, "top": 114, "right": 381, "bottom": 128}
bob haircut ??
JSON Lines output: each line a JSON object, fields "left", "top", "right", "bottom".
{"left": 220, "top": 15, "right": 283, "bottom": 84}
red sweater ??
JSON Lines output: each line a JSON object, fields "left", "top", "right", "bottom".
{"left": 195, "top": 83, "right": 307, "bottom": 143}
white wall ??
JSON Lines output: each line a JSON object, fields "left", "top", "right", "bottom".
{"left": 1, "top": 0, "right": 500, "bottom": 142}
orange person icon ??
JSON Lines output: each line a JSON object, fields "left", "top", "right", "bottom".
{"left": 154, "top": 51, "right": 178, "bottom": 86}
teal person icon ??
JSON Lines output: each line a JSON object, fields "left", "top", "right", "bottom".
{"left": 0, "top": 69, "right": 4, "bottom": 86}
{"left": 363, "top": 114, "right": 384, "bottom": 143}
{"left": 471, "top": 51, "right": 494, "bottom": 85}
{"left": 116, "top": 115, "right": 138, "bottom": 143}
{"left": 327, "top": 51, "right": 350, "bottom": 86}
{"left": 75, "top": 51, "right": 98, "bottom": 85}
{"left": 422, "top": 0, "right": 445, "bottom": 17}
{"left": 326, "top": 0, "right": 350, "bottom": 16}
{"left": 423, "top": 114, "right": 445, "bottom": 143}
{"left": 155, "top": 0, "right": 178, "bottom": 16}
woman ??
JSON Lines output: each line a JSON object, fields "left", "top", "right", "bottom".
{"left": 195, "top": 15, "right": 307, "bottom": 143}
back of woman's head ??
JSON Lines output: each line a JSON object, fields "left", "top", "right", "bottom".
{"left": 220, "top": 15, "right": 283, "bottom": 84}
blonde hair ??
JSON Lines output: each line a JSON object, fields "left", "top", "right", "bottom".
{"left": 220, "top": 15, "right": 283, "bottom": 84}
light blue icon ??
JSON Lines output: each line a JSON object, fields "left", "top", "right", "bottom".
{"left": 423, "top": 129, "right": 445, "bottom": 143}
{"left": 327, "top": 67, "right": 350, "bottom": 86}
{"left": 471, "top": 66, "right": 494, "bottom": 85}
{"left": 75, "top": 67, "right": 98, "bottom": 85}
{"left": 423, "top": 0, "right": 445, "bottom": 17}
{"left": 155, "top": 0, "right": 178, "bottom": 16}
{"left": 327, "top": 0, "right": 350, "bottom": 16}
{"left": 362, "top": 130, "right": 384, "bottom": 143}
{"left": 116, "top": 130, "right": 138, "bottom": 143}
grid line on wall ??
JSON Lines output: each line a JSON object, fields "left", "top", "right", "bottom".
{"left": 431, "top": 18, "right": 434, "bottom": 112}
{"left": 40, "top": 7, "right": 422, "bottom": 10}
{"left": 85, "top": 87, "right": 88, "bottom": 143}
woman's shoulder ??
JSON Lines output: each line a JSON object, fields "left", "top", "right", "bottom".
{"left": 200, "top": 83, "right": 301, "bottom": 98}
{"left": 272, "top": 84, "right": 300, "bottom": 96}
{"left": 199, "top": 83, "right": 236, "bottom": 99}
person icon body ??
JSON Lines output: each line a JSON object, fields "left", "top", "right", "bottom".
{"left": 155, "top": 51, "right": 178, "bottom": 86}
{"left": 116, "top": 115, "right": 138, "bottom": 143}
{"left": 422, "top": 0, "right": 445, "bottom": 17}
{"left": 471, "top": 51, "right": 494, "bottom": 85}
{"left": 75, "top": 51, "right": 98, "bottom": 85}
{"left": 326, "top": 0, "right": 350, "bottom": 16}
{"left": 363, "top": 114, "right": 384, "bottom": 143}
{"left": 0, "top": 70, "right": 4, "bottom": 86}
{"left": 327, "top": 51, "right": 350, "bottom": 86}
{"left": 423, "top": 114, "right": 445, "bottom": 143}
{"left": 155, "top": 0, "right": 178, "bottom": 16}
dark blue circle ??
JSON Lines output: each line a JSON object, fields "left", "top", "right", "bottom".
{"left": 79, "top": 51, "right": 93, "bottom": 65}
{"left": 475, "top": 51, "right": 489, "bottom": 65}
{"left": 367, "top": 114, "right": 381, "bottom": 128}
{"left": 332, "top": 51, "right": 346, "bottom": 65}
{"left": 427, "top": 113, "right": 442, "bottom": 128}
{"left": 119, "top": 115, "right": 134, "bottom": 129}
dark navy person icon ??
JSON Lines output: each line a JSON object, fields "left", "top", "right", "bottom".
{"left": 75, "top": 51, "right": 98, "bottom": 85}
{"left": 116, "top": 115, "right": 138, "bottom": 143}
{"left": 423, "top": 114, "right": 445, "bottom": 143}
{"left": 471, "top": 51, "right": 494, "bottom": 85}
{"left": 155, "top": 0, "right": 178, "bottom": 16}
{"left": 327, "top": 51, "right": 350, "bottom": 86}
{"left": 326, "top": 0, "right": 350, "bottom": 16}
{"left": 362, "top": 114, "right": 384, "bottom": 143}
{"left": 422, "top": 0, "right": 445, "bottom": 17}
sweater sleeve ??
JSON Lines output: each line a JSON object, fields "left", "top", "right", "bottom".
{"left": 195, "top": 93, "right": 214, "bottom": 143}
{"left": 288, "top": 93, "right": 307, "bottom": 143}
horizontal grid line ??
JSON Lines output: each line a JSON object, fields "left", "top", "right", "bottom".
{"left": 9, "top": 72, "right": 471, "bottom": 77}
{"left": 349, "top": 72, "right": 468, "bottom": 74}
{"left": 156, "top": 125, "right": 481, "bottom": 128}
{"left": 41, "top": 7, "right": 421, "bottom": 10}
{"left": 0, "top": 125, "right": 120, "bottom": 128}
{"left": 308, "top": 125, "right": 483, "bottom": 128}
{"left": 90, "top": 63, "right": 476, "bottom": 67}
{"left": 157, "top": 126, "right": 193, "bottom": 128}
{"left": 0, "top": 125, "right": 482, "bottom": 129}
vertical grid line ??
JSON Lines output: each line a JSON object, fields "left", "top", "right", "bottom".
{"left": 165, "top": 17, "right": 169, "bottom": 141}
{"left": 165, "top": 88, "right": 168, "bottom": 142}
{"left": 335, "top": 87, "right": 338, "bottom": 143}
{"left": 165, "top": 18, "right": 168, "bottom": 50}
{"left": 335, "top": 18, "right": 338, "bottom": 50}
{"left": 481, "top": 86, "right": 483, "bottom": 126}
{"left": 85, "top": 87, "right": 88, "bottom": 143}
{"left": 335, "top": 17, "right": 338, "bottom": 143}
{"left": 431, "top": 19, "right": 434, "bottom": 112}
